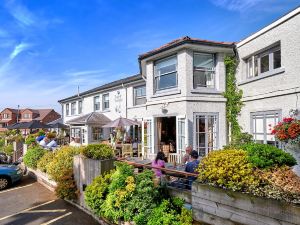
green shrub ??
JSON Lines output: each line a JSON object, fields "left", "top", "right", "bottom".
{"left": 240, "top": 143, "right": 296, "bottom": 169}
{"left": 197, "top": 149, "right": 260, "bottom": 191}
{"left": 46, "top": 146, "right": 80, "bottom": 181}
{"left": 85, "top": 170, "right": 115, "bottom": 216}
{"left": 81, "top": 144, "right": 114, "bottom": 160}
{"left": 23, "top": 147, "right": 47, "bottom": 169}
{"left": 46, "top": 132, "right": 56, "bottom": 139}
{"left": 37, "top": 151, "right": 55, "bottom": 173}
{"left": 25, "top": 135, "right": 37, "bottom": 146}
{"left": 37, "top": 130, "right": 45, "bottom": 136}
{"left": 55, "top": 169, "right": 78, "bottom": 200}
{"left": 2, "top": 144, "right": 14, "bottom": 156}
{"left": 0, "top": 138, "right": 5, "bottom": 149}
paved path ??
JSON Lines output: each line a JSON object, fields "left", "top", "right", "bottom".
{"left": 0, "top": 175, "right": 99, "bottom": 225}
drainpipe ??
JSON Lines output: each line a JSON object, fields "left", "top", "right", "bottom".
{"left": 122, "top": 83, "right": 128, "bottom": 118}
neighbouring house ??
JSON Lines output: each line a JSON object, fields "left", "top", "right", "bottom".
{"left": 0, "top": 108, "right": 61, "bottom": 132}
{"left": 58, "top": 6, "right": 300, "bottom": 161}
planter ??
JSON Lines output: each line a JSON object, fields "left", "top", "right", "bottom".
{"left": 192, "top": 182, "right": 300, "bottom": 225}
{"left": 284, "top": 143, "right": 300, "bottom": 176}
{"left": 73, "top": 155, "right": 115, "bottom": 207}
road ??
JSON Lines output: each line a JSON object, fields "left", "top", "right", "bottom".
{"left": 0, "top": 175, "right": 99, "bottom": 225}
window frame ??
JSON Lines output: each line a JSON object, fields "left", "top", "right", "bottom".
{"left": 66, "top": 104, "right": 70, "bottom": 116}
{"left": 78, "top": 100, "right": 83, "bottom": 114}
{"left": 23, "top": 113, "right": 31, "bottom": 119}
{"left": 246, "top": 44, "right": 281, "bottom": 79}
{"left": 94, "top": 96, "right": 100, "bottom": 111}
{"left": 193, "top": 112, "right": 219, "bottom": 157}
{"left": 250, "top": 110, "right": 281, "bottom": 146}
{"left": 133, "top": 85, "right": 146, "bottom": 106}
{"left": 102, "top": 93, "right": 109, "bottom": 110}
{"left": 2, "top": 113, "right": 10, "bottom": 119}
{"left": 71, "top": 102, "right": 76, "bottom": 115}
{"left": 193, "top": 52, "right": 216, "bottom": 89}
{"left": 154, "top": 55, "right": 178, "bottom": 92}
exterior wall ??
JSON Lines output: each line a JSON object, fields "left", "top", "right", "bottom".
{"left": 41, "top": 110, "right": 61, "bottom": 124}
{"left": 236, "top": 11, "right": 300, "bottom": 134}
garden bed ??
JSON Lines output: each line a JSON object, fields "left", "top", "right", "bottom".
{"left": 192, "top": 182, "right": 300, "bottom": 225}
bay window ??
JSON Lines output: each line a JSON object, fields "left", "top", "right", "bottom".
{"left": 154, "top": 56, "right": 177, "bottom": 91}
{"left": 247, "top": 44, "right": 281, "bottom": 78}
{"left": 193, "top": 53, "right": 215, "bottom": 89}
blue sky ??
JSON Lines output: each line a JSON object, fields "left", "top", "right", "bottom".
{"left": 0, "top": 0, "right": 299, "bottom": 113}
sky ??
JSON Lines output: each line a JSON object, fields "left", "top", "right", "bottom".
{"left": 0, "top": 0, "right": 299, "bottom": 113}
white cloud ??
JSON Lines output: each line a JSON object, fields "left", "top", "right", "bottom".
{"left": 210, "top": 0, "right": 264, "bottom": 12}
{"left": 9, "top": 42, "right": 32, "bottom": 60}
{"left": 65, "top": 69, "right": 107, "bottom": 77}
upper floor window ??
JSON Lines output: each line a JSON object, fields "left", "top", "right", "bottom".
{"left": 247, "top": 45, "right": 281, "bottom": 79}
{"left": 23, "top": 113, "right": 31, "bottom": 119}
{"left": 134, "top": 86, "right": 146, "bottom": 105}
{"left": 78, "top": 100, "right": 82, "bottom": 114}
{"left": 193, "top": 53, "right": 215, "bottom": 89}
{"left": 66, "top": 104, "right": 70, "bottom": 116}
{"left": 94, "top": 96, "right": 100, "bottom": 111}
{"left": 154, "top": 56, "right": 177, "bottom": 91}
{"left": 71, "top": 102, "right": 76, "bottom": 115}
{"left": 2, "top": 113, "right": 10, "bottom": 119}
{"left": 103, "top": 94, "right": 109, "bottom": 110}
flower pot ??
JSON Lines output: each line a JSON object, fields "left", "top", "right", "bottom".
{"left": 284, "top": 143, "right": 300, "bottom": 176}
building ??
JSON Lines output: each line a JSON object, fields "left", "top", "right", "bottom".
{"left": 58, "top": 6, "right": 300, "bottom": 161}
{"left": 0, "top": 108, "right": 61, "bottom": 132}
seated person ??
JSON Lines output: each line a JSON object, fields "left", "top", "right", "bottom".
{"left": 47, "top": 139, "right": 58, "bottom": 149}
{"left": 182, "top": 146, "right": 192, "bottom": 164}
{"left": 152, "top": 151, "right": 166, "bottom": 178}
{"left": 69, "top": 137, "right": 81, "bottom": 147}
{"left": 36, "top": 134, "right": 45, "bottom": 142}
{"left": 39, "top": 137, "right": 49, "bottom": 147}
{"left": 185, "top": 150, "right": 200, "bottom": 189}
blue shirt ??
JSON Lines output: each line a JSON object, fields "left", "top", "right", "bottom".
{"left": 36, "top": 135, "right": 45, "bottom": 142}
{"left": 185, "top": 160, "right": 200, "bottom": 173}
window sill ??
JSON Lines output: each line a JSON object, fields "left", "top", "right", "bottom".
{"left": 128, "top": 104, "right": 146, "bottom": 109}
{"left": 239, "top": 67, "right": 285, "bottom": 86}
{"left": 101, "top": 109, "right": 110, "bottom": 113}
{"left": 152, "top": 89, "right": 181, "bottom": 98}
{"left": 191, "top": 88, "right": 222, "bottom": 94}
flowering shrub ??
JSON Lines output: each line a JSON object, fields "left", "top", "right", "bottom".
{"left": 23, "top": 147, "right": 47, "bottom": 169}
{"left": 81, "top": 144, "right": 114, "bottom": 160}
{"left": 272, "top": 117, "right": 300, "bottom": 143}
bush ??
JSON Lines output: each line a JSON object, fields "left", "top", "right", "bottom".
{"left": 25, "top": 135, "right": 37, "bottom": 146}
{"left": 55, "top": 169, "right": 78, "bottom": 200}
{"left": 0, "top": 138, "right": 5, "bottom": 149}
{"left": 46, "top": 146, "right": 80, "bottom": 181}
{"left": 240, "top": 143, "right": 296, "bottom": 169}
{"left": 23, "top": 147, "right": 47, "bottom": 169}
{"left": 81, "top": 144, "right": 114, "bottom": 160}
{"left": 2, "top": 144, "right": 14, "bottom": 156}
{"left": 37, "top": 130, "right": 45, "bottom": 136}
{"left": 85, "top": 170, "right": 115, "bottom": 216}
{"left": 46, "top": 132, "right": 56, "bottom": 139}
{"left": 197, "top": 149, "right": 260, "bottom": 191}
{"left": 37, "top": 151, "right": 55, "bottom": 173}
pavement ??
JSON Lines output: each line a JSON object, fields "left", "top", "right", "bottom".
{"left": 0, "top": 175, "right": 99, "bottom": 225}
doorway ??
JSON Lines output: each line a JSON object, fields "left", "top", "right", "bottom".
{"left": 156, "top": 116, "right": 176, "bottom": 154}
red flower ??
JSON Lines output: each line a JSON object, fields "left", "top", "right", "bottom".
{"left": 283, "top": 117, "right": 294, "bottom": 123}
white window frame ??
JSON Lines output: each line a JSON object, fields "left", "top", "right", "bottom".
{"left": 142, "top": 117, "right": 154, "bottom": 156}
{"left": 176, "top": 115, "right": 187, "bottom": 157}
{"left": 193, "top": 52, "right": 215, "bottom": 89}
{"left": 102, "top": 93, "right": 109, "bottom": 110}
{"left": 94, "top": 96, "right": 100, "bottom": 111}
{"left": 66, "top": 104, "right": 70, "bottom": 116}
{"left": 134, "top": 85, "right": 146, "bottom": 106}
{"left": 71, "top": 102, "right": 76, "bottom": 115}
{"left": 247, "top": 45, "right": 281, "bottom": 79}
{"left": 251, "top": 110, "right": 281, "bottom": 146}
{"left": 3, "top": 113, "right": 9, "bottom": 119}
{"left": 78, "top": 100, "right": 83, "bottom": 114}
{"left": 193, "top": 113, "right": 219, "bottom": 157}
{"left": 154, "top": 55, "right": 178, "bottom": 92}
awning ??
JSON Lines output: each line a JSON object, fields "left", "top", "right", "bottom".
{"left": 66, "top": 112, "right": 111, "bottom": 126}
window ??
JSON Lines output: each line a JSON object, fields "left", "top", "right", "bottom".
{"left": 2, "top": 113, "right": 10, "bottom": 119}
{"left": 134, "top": 86, "right": 146, "bottom": 105}
{"left": 71, "top": 128, "right": 81, "bottom": 143}
{"left": 94, "top": 96, "right": 100, "bottom": 111}
{"left": 78, "top": 101, "right": 82, "bottom": 114}
{"left": 92, "top": 127, "right": 103, "bottom": 141}
{"left": 251, "top": 110, "right": 281, "bottom": 146}
{"left": 23, "top": 113, "right": 31, "bottom": 119}
{"left": 247, "top": 45, "right": 281, "bottom": 78}
{"left": 71, "top": 102, "right": 76, "bottom": 115}
{"left": 154, "top": 56, "right": 177, "bottom": 91}
{"left": 193, "top": 53, "right": 215, "bottom": 89}
{"left": 66, "top": 104, "right": 70, "bottom": 116}
{"left": 194, "top": 113, "right": 218, "bottom": 157}
{"left": 177, "top": 117, "right": 186, "bottom": 154}
{"left": 103, "top": 94, "right": 109, "bottom": 110}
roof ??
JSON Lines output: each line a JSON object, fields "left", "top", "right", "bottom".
{"left": 237, "top": 6, "right": 300, "bottom": 47}
{"left": 47, "top": 118, "right": 63, "bottom": 125}
{"left": 58, "top": 74, "right": 143, "bottom": 103}
{"left": 0, "top": 108, "right": 60, "bottom": 120}
{"left": 66, "top": 112, "right": 111, "bottom": 126}
{"left": 138, "top": 36, "right": 235, "bottom": 60}
{"left": 0, "top": 108, "right": 19, "bottom": 114}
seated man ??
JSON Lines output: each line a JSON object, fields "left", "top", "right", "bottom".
{"left": 39, "top": 137, "right": 49, "bottom": 147}
{"left": 47, "top": 139, "right": 58, "bottom": 150}
{"left": 182, "top": 146, "right": 192, "bottom": 164}
{"left": 185, "top": 150, "right": 200, "bottom": 189}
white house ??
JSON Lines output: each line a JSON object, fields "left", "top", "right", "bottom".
{"left": 58, "top": 6, "right": 300, "bottom": 161}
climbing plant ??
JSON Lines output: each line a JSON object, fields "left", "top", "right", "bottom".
{"left": 223, "top": 55, "right": 243, "bottom": 142}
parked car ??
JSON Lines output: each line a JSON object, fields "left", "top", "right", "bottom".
{"left": 0, "top": 164, "right": 23, "bottom": 190}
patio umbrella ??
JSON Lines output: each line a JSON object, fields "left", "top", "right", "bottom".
{"left": 8, "top": 121, "right": 51, "bottom": 129}
{"left": 102, "top": 117, "right": 140, "bottom": 128}
{"left": 47, "top": 118, "right": 68, "bottom": 129}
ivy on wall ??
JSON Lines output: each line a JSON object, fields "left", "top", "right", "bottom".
{"left": 223, "top": 55, "right": 243, "bottom": 142}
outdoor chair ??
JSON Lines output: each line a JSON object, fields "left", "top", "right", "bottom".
{"left": 122, "top": 144, "right": 133, "bottom": 157}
